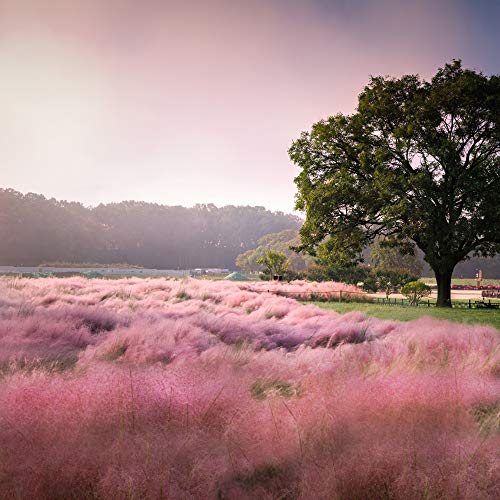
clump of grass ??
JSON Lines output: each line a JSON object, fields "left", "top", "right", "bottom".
{"left": 102, "top": 342, "right": 128, "bottom": 361}
{"left": 264, "top": 310, "right": 286, "bottom": 320}
{"left": 471, "top": 402, "right": 499, "bottom": 434}
{"left": 100, "top": 290, "right": 134, "bottom": 301}
{"left": 490, "top": 361, "right": 500, "bottom": 377}
{"left": 176, "top": 290, "right": 191, "bottom": 301}
{"left": 0, "top": 355, "right": 79, "bottom": 377}
{"left": 82, "top": 271, "right": 105, "bottom": 279}
{"left": 250, "top": 379, "right": 297, "bottom": 400}
{"left": 24, "top": 272, "right": 55, "bottom": 278}
{"left": 234, "top": 463, "right": 281, "bottom": 489}
{"left": 407, "top": 341, "right": 417, "bottom": 355}
{"left": 5, "top": 277, "right": 23, "bottom": 290}
{"left": 17, "top": 301, "right": 35, "bottom": 318}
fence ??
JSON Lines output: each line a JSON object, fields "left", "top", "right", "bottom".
{"left": 268, "top": 290, "right": 500, "bottom": 309}
{"left": 271, "top": 290, "right": 371, "bottom": 303}
{"left": 356, "top": 296, "right": 500, "bottom": 309}
{"left": 267, "top": 290, "right": 372, "bottom": 302}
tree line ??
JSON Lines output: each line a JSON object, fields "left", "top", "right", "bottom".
{"left": 0, "top": 189, "right": 301, "bottom": 269}
{"left": 235, "top": 230, "right": 500, "bottom": 280}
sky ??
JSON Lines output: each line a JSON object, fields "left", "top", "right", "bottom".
{"left": 1, "top": 0, "right": 499, "bottom": 213}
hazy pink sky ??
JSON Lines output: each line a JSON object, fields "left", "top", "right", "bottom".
{"left": 1, "top": 0, "right": 498, "bottom": 212}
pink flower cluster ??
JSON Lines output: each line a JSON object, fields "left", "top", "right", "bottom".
{"left": 0, "top": 276, "right": 498, "bottom": 499}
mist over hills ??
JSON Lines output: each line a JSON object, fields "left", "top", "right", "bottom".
{"left": 1, "top": 188, "right": 498, "bottom": 277}
{"left": 0, "top": 189, "right": 301, "bottom": 269}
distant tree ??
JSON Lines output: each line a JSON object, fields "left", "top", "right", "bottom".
{"left": 235, "top": 230, "right": 313, "bottom": 273}
{"left": 257, "top": 251, "right": 290, "bottom": 278}
{"left": 235, "top": 250, "right": 261, "bottom": 274}
{"left": 373, "top": 269, "right": 419, "bottom": 298}
{"left": 289, "top": 61, "right": 500, "bottom": 307}
{"left": 401, "top": 281, "right": 432, "bottom": 305}
{"left": 370, "top": 238, "right": 422, "bottom": 277}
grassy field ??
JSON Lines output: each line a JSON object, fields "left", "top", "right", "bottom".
{"left": 421, "top": 277, "right": 500, "bottom": 286}
{"left": 310, "top": 301, "right": 500, "bottom": 330}
{"left": 1, "top": 277, "right": 498, "bottom": 498}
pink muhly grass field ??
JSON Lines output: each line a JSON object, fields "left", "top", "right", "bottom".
{"left": 0, "top": 276, "right": 498, "bottom": 499}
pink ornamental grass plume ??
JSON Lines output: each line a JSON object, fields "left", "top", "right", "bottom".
{"left": 0, "top": 276, "right": 498, "bottom": 499}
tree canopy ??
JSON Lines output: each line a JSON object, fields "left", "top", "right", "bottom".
{"left": 289, "top": 61, "right": 500, "bottom": 306}
{"left": 235, "top": 229, "right": 313, "bottom": 273}
{"left": 256, "top": 250, "right": 290, "bottom": 279}
{"left": 370, "top": 237, "right": 423, "bottom": 276}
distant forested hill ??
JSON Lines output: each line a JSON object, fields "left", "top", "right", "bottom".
{"left": 420, "top": 254, "right": 500, "bottom": 280}
{"left": 1, "top": 188, "right": 497, "bottom": 276}
{"left": 0, "top": 189, "right": 301, "bottom": 269}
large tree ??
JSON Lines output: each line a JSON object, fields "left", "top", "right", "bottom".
{"left": 289, "top": 61, "right": 500, "bottom": 306}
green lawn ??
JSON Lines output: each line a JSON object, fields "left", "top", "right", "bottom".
{"left": 309, "top": 301, "right": 500, "bottom": 330}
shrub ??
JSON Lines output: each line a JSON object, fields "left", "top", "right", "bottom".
{"left": 24, "top": 271, "right": 54, "bottom": 278}
{"left": 82, "top": 271, "right": 105, "bottom": 279}
{"left": 401, "top": 281, "right": 432, "bottom": 305}
{"left": 373, "top": 269, "right": 419, "bottom": 298}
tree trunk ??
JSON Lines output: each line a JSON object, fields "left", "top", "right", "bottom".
{"left": 435, "top": 267, "right": 453, "bottom": 307}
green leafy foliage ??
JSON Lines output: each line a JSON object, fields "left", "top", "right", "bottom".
{"left": 401, "top": 281, "right": 432, "bottom": 305}
{"left": 371, "top": 269, "right": 419, "bottom": 297}
{"left": 471, "top": 402, "right": 499, "bottom": 435}
{"left": 289, "top": 61, "right": 500, "bottom": 307}
{"left": 256, "top": 251, "right": 290, "bottom": 279}
{"left": 370, "top": 238, "right": 422, "bottom": 277}
{"left": 235, "top": 229, "right": 313, "bottom": 274}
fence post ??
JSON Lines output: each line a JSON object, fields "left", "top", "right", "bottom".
{"left": 427, "top": 299, "right": 430, "bottom": 307}
{"left": 468, "top": 299, "right": 471, "bottom": 309}
{"left": 339, "top": 290, "right": 342, "bottom": 303}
